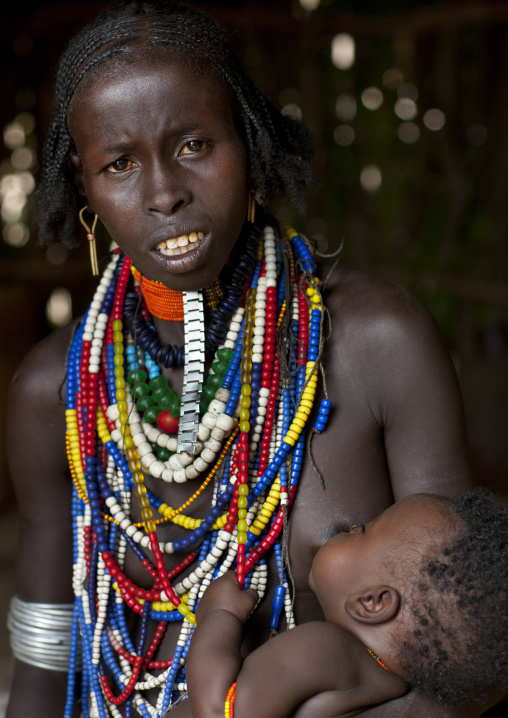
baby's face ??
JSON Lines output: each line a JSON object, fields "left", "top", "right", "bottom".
{"left": 309, "top": 494, "right": 455, "bottom": 626}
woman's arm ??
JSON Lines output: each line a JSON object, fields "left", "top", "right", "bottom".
{"left": 370, "top": 285, "right": 473, "bottom": 499}
{"left": 324, "top": 268, "right": 474, "bottom": 501}
{"left": 6, "top": 325, "right": 77, "bottom": 718}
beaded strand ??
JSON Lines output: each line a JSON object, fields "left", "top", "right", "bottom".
{"left": 65, "top": 222, "right": 328, "bottom": 717}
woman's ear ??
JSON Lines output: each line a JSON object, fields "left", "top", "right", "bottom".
{"left": 68, "top": 149, "right": 88, "bottom": 202}
{"left": 345, "top": 585, "right": 400, "bottom": 624}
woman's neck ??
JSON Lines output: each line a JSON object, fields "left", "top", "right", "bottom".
{"left": 151, "top": 314, "right": 185, "bottom": 349}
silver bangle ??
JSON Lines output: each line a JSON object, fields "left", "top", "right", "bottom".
{"left": 7, "top": 595, "right": 79, "bottom": 672}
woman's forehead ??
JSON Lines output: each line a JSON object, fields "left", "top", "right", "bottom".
{"left": 68, "top": 54, "right": 235, "bottom": 140}
{"left": 70, "top": 48, "right": 230, "bottom": 114}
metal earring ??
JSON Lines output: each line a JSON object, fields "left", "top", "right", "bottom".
{"left": 79, "top": 206, "right": 99, "bottom": 276}
{"left": 247, "top": 191, "right": 256, "bottom": 223}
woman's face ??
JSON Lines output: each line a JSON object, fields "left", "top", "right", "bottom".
{"left": 68, "top": 53, "right": 248, "bottom": 291}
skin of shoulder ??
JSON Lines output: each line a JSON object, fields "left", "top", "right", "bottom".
{"left": 318, "top": 263, "right": 473, "bottom": 500}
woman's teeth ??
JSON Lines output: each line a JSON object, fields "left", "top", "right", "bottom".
{"left": 156, "top": 232, "right": 204, "bottom": 256}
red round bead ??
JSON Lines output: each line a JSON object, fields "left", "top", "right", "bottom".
{"left": 156, "top": 411, "right": 179, "bottom": 434}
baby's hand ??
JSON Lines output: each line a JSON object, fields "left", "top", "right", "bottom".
{"left": 196, "top": 571, "right": 258, "bottom": 624}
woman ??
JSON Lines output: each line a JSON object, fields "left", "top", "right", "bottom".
{"left": 7, "top": 2, "right": 477, "bottom": 717}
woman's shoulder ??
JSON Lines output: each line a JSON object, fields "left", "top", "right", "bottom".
{"left": 319, "top": 263, "right": 446, "bottom": 359}
{"left": 10, "top": 319, "right": 79, "bottom": 407}
{"left": 8, "top": 320, "right": 80, "bottom": 484}
{"left": 320, "top": 264, "right": 432, "bottom": 327}
{"left": 8, "top": 319, "right": 82, "bottom": 497}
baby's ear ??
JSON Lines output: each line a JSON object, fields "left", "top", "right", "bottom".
{"left": 345, "top": 585, "right": 400, "bottom": 624}
{"left": 68, "top": 149, "right": 88, "bottom": 202}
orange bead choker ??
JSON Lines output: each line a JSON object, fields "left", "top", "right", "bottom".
{"left": 131, "top": 266, "right": 224, "bottom": 321}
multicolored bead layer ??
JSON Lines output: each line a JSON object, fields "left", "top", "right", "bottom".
{"left": 64, "top": 221, "right": 329, "bottom": 717}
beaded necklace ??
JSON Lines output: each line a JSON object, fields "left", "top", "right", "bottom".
{"left": 65, "top": 221, "right": 330, "bottom": 718}
{"left": 130, "top": 266, "right": 225, "bottom": 322}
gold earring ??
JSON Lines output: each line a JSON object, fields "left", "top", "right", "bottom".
{"left": 247, "top": 191, "right": 256, "bottom": 224}
{"left": 79, "top": 206, "right": 99, "bottom": 276}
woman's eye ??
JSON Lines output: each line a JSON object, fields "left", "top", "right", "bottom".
{"left": 106, "top": 159, "right": 134, "bottom": 174}
{"left": 180, "top": 140, "right": 206, "bottom": 155}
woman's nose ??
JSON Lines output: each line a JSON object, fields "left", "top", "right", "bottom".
{"left": 144, "top": 162, "right": 191, "bottom": 215}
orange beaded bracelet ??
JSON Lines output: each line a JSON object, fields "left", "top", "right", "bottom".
{"left": 225, "top": 682, "right": 236, "bottom": 718}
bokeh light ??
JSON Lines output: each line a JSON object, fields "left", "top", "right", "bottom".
{"left": 2, "top": 111, "right": 37, "bottom": 249}
{"left": 3, "top": 123, "right": 25, "bottom": 150}
{"left": 281, "top": 103, "right": 302, "bottom": 119}
{"left": 46, "top": 287, "right": 72, "bottom": 327}
{"left": 46, "top": 243, "right": 69, "bottom": 265}
{"left": 398, "top": 122, "right": 420, "bottom": 143}
{"left": 2, "top": 221, "right": 29, "bottom": 247}
{"left": 423, "top": 108, "right": 446, "bottom": 131}
{"left": 336, "top": 93, "right": 357, "bottom": 122}
{"left": 361, "top": 87, "right": 383, "bottom": 111}
{"left": 333, "top": 125, "right": 355, "bottom": 146}
{"left": 11, "top": 147, "right": 35, "bottom": 170}
{"left": 394, "top": 98, "right": 417, "bottom": 121}
{"left": 331, "top": 34, "right": 355, "bottom": 70}
{"left": 299, "top": 0, "right": 320, "bottom": 9}
{"left": 382, "top": 68, "right": 404, "bottom": 90}
{"left": 360, "top": 165, "right": 382, "bottom": 192}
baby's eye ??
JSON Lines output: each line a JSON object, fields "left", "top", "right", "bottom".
{"left": 180, "top": 140, "right": 207, "bottom": 155}
{"left": 348, "top": 524, "right": 365, "bottom": 534}
{"left": 106, "top": 158, "right": 134, "bottom": 174}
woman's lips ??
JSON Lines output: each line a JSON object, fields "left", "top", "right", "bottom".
{"left": 156, "top": 231, "right": 204, "bottom": 256}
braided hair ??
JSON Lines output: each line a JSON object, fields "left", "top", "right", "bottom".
{"left": 398, "top": 488, "right": 508, "bottom": 707}
{"left": 35, "top": 0, "right": 314, "bottom": 248}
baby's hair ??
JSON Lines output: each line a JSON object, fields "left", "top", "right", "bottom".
{"left": 399, "top": 488, "right": 508, "bottom": 706}
{"left": 35, "top": 0, "right": 314, "bottom": 248}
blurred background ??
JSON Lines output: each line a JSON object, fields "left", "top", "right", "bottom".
{"left": 0, "top": 0, "right": 507, "bottom": 713}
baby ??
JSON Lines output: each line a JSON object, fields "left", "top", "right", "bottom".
{"left": 187, "top": 489, "right": 508, "bottom": 717}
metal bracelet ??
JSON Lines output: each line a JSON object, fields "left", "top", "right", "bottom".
{"left": 177, "top": 291, "right": 205, "bottom": 454}
{"left": 7, "top": 595, "right": 79, "bottom": 672}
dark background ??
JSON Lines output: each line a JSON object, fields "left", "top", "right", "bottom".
{"left": 0, "top": 0, "right": 507, "bottom": 712}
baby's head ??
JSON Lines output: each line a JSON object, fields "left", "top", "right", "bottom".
{"left": 310, "top": 489, "right": 508, "bottom": 707}
{"left": 397, "top": 489, "right": 508, "bottom": 706}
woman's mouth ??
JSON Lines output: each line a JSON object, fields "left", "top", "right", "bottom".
{"left": 156, "top": 231, "right": 204, "bottom": 256}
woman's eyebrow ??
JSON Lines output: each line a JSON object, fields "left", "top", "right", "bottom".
{"left": 92, "top": 142, "right": 136, "bottom": 158}
{"left": 94, "top": 124, "right": 206, "bottom": 158}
